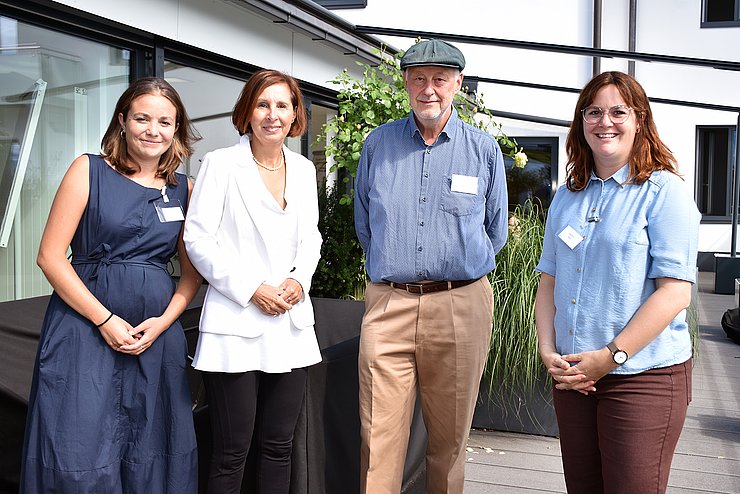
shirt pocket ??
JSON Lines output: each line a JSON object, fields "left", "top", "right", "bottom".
{"left": 440, "top": 176, "right": 484, "bottom": 217}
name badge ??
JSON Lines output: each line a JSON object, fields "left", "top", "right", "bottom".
{"left": 451, "top": 174, "right": 478, "bottom": 195}
{"left": 558, "top": 225, "right": 583, "bottom": 250}
{"left": 154, "top": 198, "right": 185, "bottom": 222}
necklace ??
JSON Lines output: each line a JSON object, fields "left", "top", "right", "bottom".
{"left": 252, "top": 151, "right": 285, "bottom": 172}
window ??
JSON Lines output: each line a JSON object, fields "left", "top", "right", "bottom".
{"left": 702, "top": 0, "right": 740, "bottom": 27}
{"left": 501, "top": 137, "right": 558, "bottom": 210}
{"left": 0, "top": 16, "right": 131, "bottom": 301}
{"left": 696, "top": 126, "right": 737, "bottom": 220}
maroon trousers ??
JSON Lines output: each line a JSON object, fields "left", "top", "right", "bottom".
{"left": 553, "top": 359, "right": 692, "bottom": 494}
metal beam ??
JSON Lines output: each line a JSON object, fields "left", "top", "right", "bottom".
{"left": 354, "top": 25, "right": 740, "bottom": 72}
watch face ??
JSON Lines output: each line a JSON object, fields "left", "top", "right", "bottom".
{"left": 613, "top": 350, "right": 628, "bottom": 365}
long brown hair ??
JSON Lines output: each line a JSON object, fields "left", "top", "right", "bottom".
{"left": 565, "top": 71, "right": 678, "bottom": 191}
{"left": 100, "top": 77, "right": 200, "bottom": 185}
{"left": 232, "top": 69, "right": 308, "bottom": 137}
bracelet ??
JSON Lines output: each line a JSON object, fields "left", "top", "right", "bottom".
{"left": 95, "top": 312, "right": 114, "bottom": 328}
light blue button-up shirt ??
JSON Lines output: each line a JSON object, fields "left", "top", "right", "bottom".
{"left": 536, "top": 165, "right": 700, "bottom": 374}
{"left": 354, "top": 110, "right": 508, "bottom": 283}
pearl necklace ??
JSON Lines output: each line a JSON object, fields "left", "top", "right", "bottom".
{"left": 252, "top": 151, "right": 285, "bottom": 172}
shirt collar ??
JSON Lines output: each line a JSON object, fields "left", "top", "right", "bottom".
{"left": 589, "top": 163, "right": 630, "bottom": 188}
{"left": 406, "top": 108, "right": 459, "bottom": 144}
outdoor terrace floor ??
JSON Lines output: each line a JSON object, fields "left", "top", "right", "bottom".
{"left": 463, "top": 271, "right": 740, "bottom": 493}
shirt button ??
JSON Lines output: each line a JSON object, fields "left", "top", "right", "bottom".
{"left": 420, "top": 221, "right": 424, "bottom": 226}
{"left": 424, "top": 172, "right": 429, "bottom": 178}
{"left": 576, "top": 267, "right": 581, "bottom": 273}
{"left": 421, "top": 197, "right": 427, "bottom": 202}
{"left": 418, "top": 272, "right": 423, "bottom": 277}
{"left": 571, "top": 298, "right": 576, "bottom": 304}
{"left": 591, "top": 207, "right": 596, "bottom": 212}
{"left": 569, "top": 329, "right": 573, "bottom": 335}
{"left": 418, "top": 246, "right": 423, "bottom": 251}
{"left": 426, "top": 149, "right": 431, "bottom": 154}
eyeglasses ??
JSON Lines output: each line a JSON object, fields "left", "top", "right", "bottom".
{"left": 581, "top": 105, "right": 633, "bottom": 124}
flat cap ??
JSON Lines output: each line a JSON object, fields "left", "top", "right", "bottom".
{"left": 400, "top": 39, "right": 465, "bottom": 71}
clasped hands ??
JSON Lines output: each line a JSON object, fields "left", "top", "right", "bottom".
{"left": 540, "top": 346, "right": 616, "bottom": 395}
{"left": 98, "top": 315, "right": 167, "bottom": 355}
{"left": 251, "top": 278, "right": 303, "bottom": 317}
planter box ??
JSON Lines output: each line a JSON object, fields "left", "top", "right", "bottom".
{"left": 472, "top": 372, "right": 558, "bottom": 437}
{"left": 714, "top": 254, "right": 740, "bottom": 295}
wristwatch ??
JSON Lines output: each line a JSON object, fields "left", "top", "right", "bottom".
{"left": 607, "top": 341, "right": 628, "bottom": 365}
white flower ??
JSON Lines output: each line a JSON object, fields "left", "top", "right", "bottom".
{"left": 514, "top": 151, "right": 528, "bottom": 169}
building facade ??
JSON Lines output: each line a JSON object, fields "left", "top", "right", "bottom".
{"left": 0, "top": 0, "right": 385, "bottom": 302}
{"left": 1, "top": 0, "right": 739, "bottom": 303}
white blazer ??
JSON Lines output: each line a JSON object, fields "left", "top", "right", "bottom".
{"left": 183, "top": 135, "right": 322, "bottom": 338}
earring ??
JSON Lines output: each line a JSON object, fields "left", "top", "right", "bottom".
{"left": 120, "top": 130, "right": 125, "bottom": 138}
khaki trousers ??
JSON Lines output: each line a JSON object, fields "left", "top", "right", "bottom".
{"left": 358, "top": 277, "right": 493, "bottom": 494}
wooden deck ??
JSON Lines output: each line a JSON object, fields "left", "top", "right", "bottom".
{"left": 464, "top": 271, "right": 740, "bottom": 493}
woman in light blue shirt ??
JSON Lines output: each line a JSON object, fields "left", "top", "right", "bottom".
{"left": 535, "top": 71, "right": 700, "bottom": 494}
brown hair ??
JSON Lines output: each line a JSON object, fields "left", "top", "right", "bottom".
{"left": 565, "top": 71, "right": 678, "bottom": 191}
{"left": 232, "top": 69, "right": 308, "bottom": 137}
{"left": 100, "top": 77, "right": 200, "bottom": 185}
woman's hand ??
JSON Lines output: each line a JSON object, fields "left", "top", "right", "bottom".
{"left": 97, "top": 314, "right": 137, "bottom": 352}
{"left": 277, "top": 278, "right": 303, "bottom": 306}
{"left": 118, "top": 317, "right": 169, "bottom": 355}
{"left": 252, "top": 283, "right": 293, "bottom": 316}
{"left": 540, "top": 346, "right": 597, "bottom": 395}
{"left": 561, "top": 347, "right": 616, "bottom": 390}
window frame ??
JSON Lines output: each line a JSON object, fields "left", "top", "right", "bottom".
{"left": 695, "top": 125, "right": 737, "bottom": 223}
{"left": 701, "top": 0, "right": 740, "bottom": 28}
{"left": 501, "top": 136, "right": 559, "bottom": 209}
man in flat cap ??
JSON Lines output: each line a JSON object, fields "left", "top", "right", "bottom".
{"left": 354, "top": 38, "right": 508, "bottom": 493}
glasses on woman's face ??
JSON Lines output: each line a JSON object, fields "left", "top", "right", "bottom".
{"left": 581, "top": 105, "right": 633, "bottom": 124}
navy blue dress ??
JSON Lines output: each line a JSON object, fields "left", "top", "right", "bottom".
{"left": 21, "top": 155, "right": 197, "bottom": 493}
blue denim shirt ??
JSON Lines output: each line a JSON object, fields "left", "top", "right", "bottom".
{"left": 536, "top": 165, "right": 700, "bottom": 374}
{"left": 354, "top": 110, "right": 508, "bottom": 283}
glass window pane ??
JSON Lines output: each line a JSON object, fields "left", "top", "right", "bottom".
{"left": 705, "top": 0, "right": 736, "bottom": 22}
{"left": 0, "top": 16, "right": 130, "bottom": 301}
{"left": 164, "top": 62, "right": 244, "bottom": 180}
{"left": 696, "top": 126, "right": 736, "bottom": 218}
{"left": 502, "top": 137, "right": 556, "bottom": 210}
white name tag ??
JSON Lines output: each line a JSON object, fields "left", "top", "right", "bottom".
{"left": 451, "top": 174, "right": 478, "bottom": 195}
{"left": 160, "top": 206, "right": 185, "bottom": 222}
{"left": 154, "top": 198, "right": 185, "bottom": 223}
{"left": 558, "top": 225, "right": 583, "bottom": 250}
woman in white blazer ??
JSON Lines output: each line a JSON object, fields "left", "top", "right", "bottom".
{"left": 183, "top": 69, "right": 322, "bottom": 494}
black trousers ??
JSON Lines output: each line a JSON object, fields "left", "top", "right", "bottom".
{"left": 202, "top": 368, "right": 308, "bottom": 494}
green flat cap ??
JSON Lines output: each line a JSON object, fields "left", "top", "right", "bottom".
{"left": 400, "top": 39, "right": 465, "bottom": 71}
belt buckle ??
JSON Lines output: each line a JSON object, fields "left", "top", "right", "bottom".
{"left": 405, "top": 283, "right": 425, "bottom": 294}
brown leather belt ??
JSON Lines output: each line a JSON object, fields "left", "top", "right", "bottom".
{"left": 385, "top": 279, "right": 477, "bottom": 295}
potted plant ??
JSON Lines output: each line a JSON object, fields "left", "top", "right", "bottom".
{"left": 472, "top": 200, "right": 557, "bottom": 435}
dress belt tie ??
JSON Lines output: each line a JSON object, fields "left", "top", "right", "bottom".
{"left": 71, "top": 243, "right": 168, "bottom": 281}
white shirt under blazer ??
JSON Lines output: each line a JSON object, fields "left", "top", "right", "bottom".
{"left": 184, "top": 135, "right": 323, "bottom": 373}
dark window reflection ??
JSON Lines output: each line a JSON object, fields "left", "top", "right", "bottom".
{"left": 502, "top": 137, "right": 557, "bottom": 210}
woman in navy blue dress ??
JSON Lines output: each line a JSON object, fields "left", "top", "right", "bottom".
{"left": 20, "top": 78, "right": 202, "bottom": 493}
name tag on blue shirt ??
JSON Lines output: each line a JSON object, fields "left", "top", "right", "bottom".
{"left": 451, "top": 174, "right": 478, "bottom": 195}
{"left": 558, "top": 225, "right": 583, "bottom": 250}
